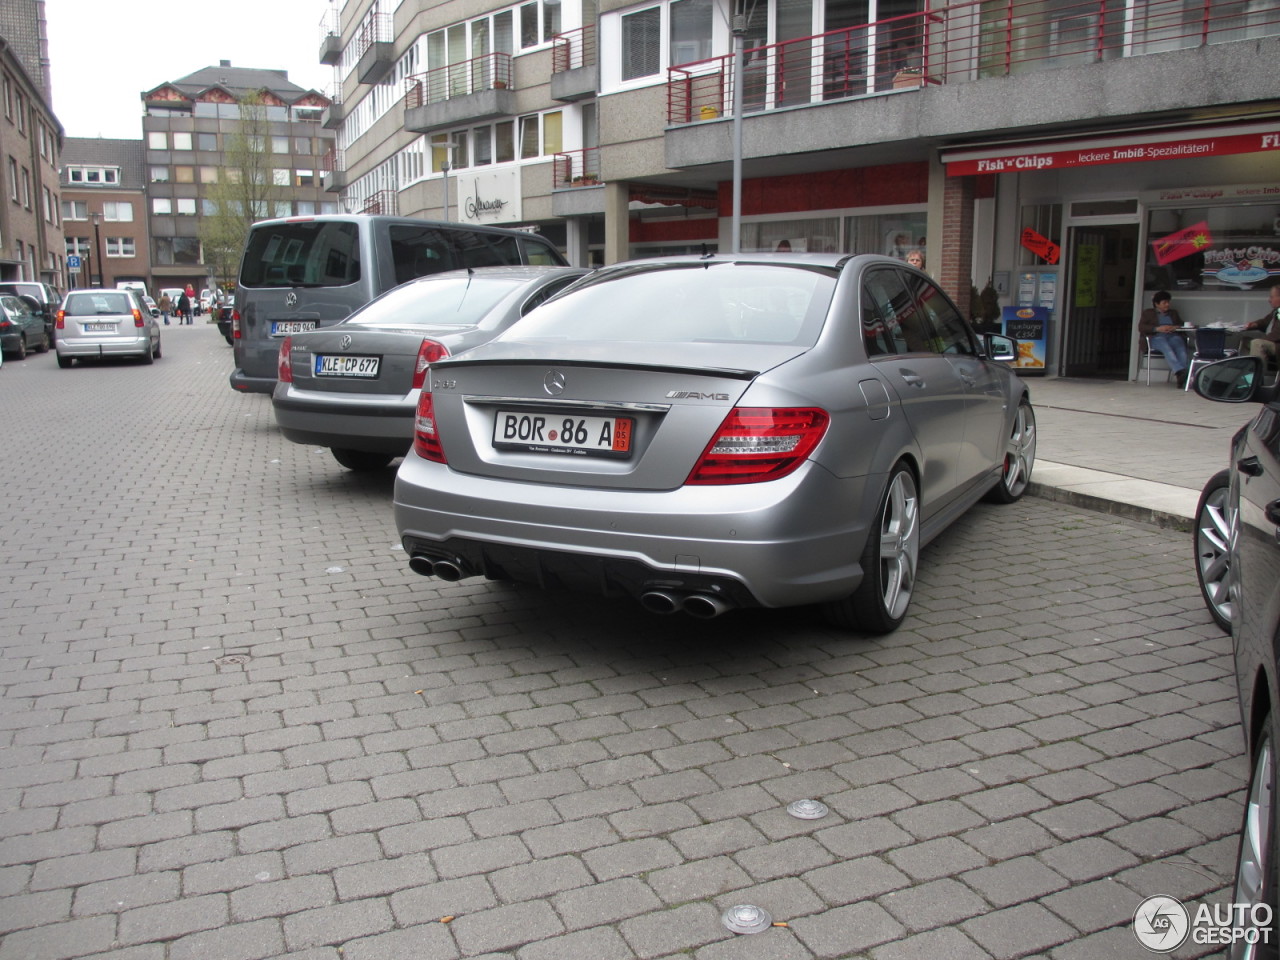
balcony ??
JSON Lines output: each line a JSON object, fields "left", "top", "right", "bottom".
{"left": 359, "top": 189, "right": 398, "bottom": 216}
{"left": 551, "top": 25, "right": 598, "bottom": 102}
{"left": 321, "top": 85, "right": 344, "bottom": 129}
{"left": 318, "top": 10, "right": 341, "bottom": 66}
{"left": 355, "top": 12, "right": 394, "bottom": 84}
{"left": 667, "top": 0, "right": 1280, "bottom": 123}
{"left": 320, "top": 148, "right": 346, "bottom": 193}
{"left": 403, "top": 54, "right": 515, "bottom": 133}
{"left": 551, "top": 148, "right": 603, "bottom": 188}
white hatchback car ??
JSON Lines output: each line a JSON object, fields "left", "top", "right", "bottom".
{"left": 55, "top": 289, "right": 161, "bottom": 367}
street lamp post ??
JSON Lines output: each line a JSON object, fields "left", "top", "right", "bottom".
{"left": 90, "top": 212, "right": 104, "bottom": 288}
{"left": 441, "top": 156, "right": 452, "bottom": 222}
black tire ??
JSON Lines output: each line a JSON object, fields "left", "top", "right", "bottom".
{"left": 35, "top": 332, "right": 48, "bottom": 353}
{"left": 331, "top": 448, "right": 395, "bottom": 472}
{"left": 56, "top": 354, "right": 72, "bottom": 369}
{"left": 141, "top": 343, "right": 154, "bottom": 365}
{"left": 153, "top": 337, "right": 162, "bottom": 360}
{"left": 1229, "top": 710, "right": 1277, "bottom": 960}
{"left": 13, "top": 336, "right": 26, "bottom": 360}
{"left": 1194, "top": 469, "right": 1233, "bottom": 633}
{"left": 983, "top": 397, "right": 1036, "bottom": 503}
{"left": 824, "top": 460, "right": 920, "bottom": 634}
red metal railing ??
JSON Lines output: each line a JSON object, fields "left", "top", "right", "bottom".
{"left": 404, "top": 53, "right": 514, "bottom": 109}
{"left": 320, "top": 148, "right": 344, "bottom": 173}
{"left": 668, "top": 0, "right": 1280, "bottom": 123}
{"left": 318, "top": 8, "right": 339, "bottom": 47}
{"left": 360, "top": 189, "right": 398, "bottom": 215}
{"left": 354, "top": 12, "right": 392, "bottom": 61}
{"left": 552, "top": 148, "right": 602, "bottom": 188}
{"left": 552, "top": 24, "right": 597, "bottom": 73}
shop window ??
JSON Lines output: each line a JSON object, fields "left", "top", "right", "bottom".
{"left": 1017, "top": 203, "right": 1062, "bottom": 266}
{"left": 1144, "top": 202, "right": 1280, "bottom": 295}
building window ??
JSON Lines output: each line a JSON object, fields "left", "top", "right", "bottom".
{"left": 175, "top": 166, "right": 195, "bottom": 183}
{"left": 42, "top": 187, "right": 54, "bottom": 223}
{"left": 21, "top": 167, "right": 30, "bottom": 208}
{"left": 198, "top": 133, "right": 217, "bottom": 151}
{"left": 272, "top": 136, "right": 290, "bottom": 154}
{"left": 150, "top": 166, "right": 169, "bottom": 182}
{"left": 152, "top": 197, "right": 172, "bottom": 215}
{"left": 296, "top": 200, "right": 316, "bottom": 216}
{"left": 295, "top": 170, "right": 314, "bottom": 187}
{"left": 106, "top": 237, "right": 136, "bottom": 257}
{"left": 62, "top": 199, "right": 88, "bottom": 220}
{"left": 200, "top": 166, "right": 218, "bottom": 184}
{"left": 295, "top": 137, "right": 312, "bottom": 155}
{"left": 176, "top": 198, "right": 196, "bottom": 216}
{"left": 273, "top": 169, "right": 290, "bottom": 186}
{"left": 102, "top": 201, "right": 133, "bottom": 222}
{"left": 148, "top": 131, "right": 167, "bottom": 149}
{"left": 14, "top": 90, "right": 24, "bottom": 134}
{"left": 2, "top": 77, "right": 10, "bottom": 121}
{"left": 66, "top": 236, "right": 90, "bottom": 256}
{"left": 154, "top": 236, "right": 201, "bottom": 265}
{"left": 621, "top": 7, "right": 661, "bottom": 80}
{"left": 66, "top": 165, "right": 120, "bottom": 185}
{"left": 7, "top": 156, "right": 16, "bottom": 201}
{"left": 172, "top": 132, "right": 193, "bottom": 151}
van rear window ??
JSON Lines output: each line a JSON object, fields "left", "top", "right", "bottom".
{"left": 239, "top": 221, "right": 361, "bottom": 288}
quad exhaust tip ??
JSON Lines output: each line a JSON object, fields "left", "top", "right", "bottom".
{"left": 408, "top": 554, "right": 470, "bottom": 581}
{"left": 640, "top": 589, "right": 732, "bottom": 619}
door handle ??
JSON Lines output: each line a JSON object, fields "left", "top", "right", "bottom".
{"left": 899, "top": 373, "right": 926, "bottom": 389}
{"left": 1237, "top": 456, "right": 1263, "bottom": 477}
{"left": 959, "top": 374, "right": 976, "bottom": 387}
{"left": 1266, "top": 500, "right": 1280, "bottom": 527}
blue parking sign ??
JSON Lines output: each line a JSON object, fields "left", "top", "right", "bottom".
{"left": 67, "top": 255, "right": 82, "bottom": 268}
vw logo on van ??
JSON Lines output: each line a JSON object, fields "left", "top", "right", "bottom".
{"left": 340, "top": 335, "right": 352, "bottom": 350}
{"left": 285, "top": 292, "right": 298, "bottom": 308}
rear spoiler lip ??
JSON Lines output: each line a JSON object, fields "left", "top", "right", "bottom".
{"left": 432, "top": 356, "right": 760, "bottom": 381}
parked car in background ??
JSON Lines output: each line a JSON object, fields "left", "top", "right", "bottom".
{"left": 1191, "top": 355, "right": 1278, "bottom": 954}
{"left": 0, "top": 293, "right": 49, "bottom": 358}
{"left": 55, "top": 289, "right": 161, "bottom": 367}
{"left": 216, "top": 297, "right": 235, "bottom": 345}
{"left": 230, "top": 214, "right": 568, "bottom": 395}
{"left": 394, "top": 252, "right": 1034, "bottom": 634}
{"left": 0, "top": 281, "right": 58, "bottom": 346}
{"left": 273, "top": 266, "right": 589, "bottom": 472}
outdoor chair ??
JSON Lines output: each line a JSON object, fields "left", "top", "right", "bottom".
{"left": 1184, "top": 328, "right": 1235, "bottom": 391}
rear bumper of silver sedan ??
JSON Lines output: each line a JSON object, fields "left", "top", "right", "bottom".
{"left": 394, "top": 449, "right": 882, "bottom": 610}
{"left": 272, "top": 385, "right": 417, "bottom": 454}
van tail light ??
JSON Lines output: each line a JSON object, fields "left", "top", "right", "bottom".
{"left": 231, "top": 310, "right": 241, "bottom": 339}
{"left": 55, "top": 309, "right": 65, "bottom": 330}
{"left": 412, "top": 391, "right": 447, "bottom": 463}
{"left": 411, "top": 338, "right": 450, "bottom": 390}
{"left": 132, "top": 308, "right": 144, "bottom": 327}
{"left": 685, "top": 407, "right": 829, "bottom": 485}
{"left": 277, "top": 336, "right": 293, "bottom": 384}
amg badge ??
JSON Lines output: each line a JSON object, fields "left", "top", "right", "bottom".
{"left": 666, "top": 391, "right": 730, "bottom": 400}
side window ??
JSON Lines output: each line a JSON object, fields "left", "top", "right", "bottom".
{"left": 860, "top": 287, "right": 895, "bottom": 357}
{"left": 905, "top": 272, "right": 975, "bottom": 356}
{"left": 864, "top": 268, "right": 932, "bottom": 353}
{"left": 522, "top": 240, "right": 562, "bottom": 266}
{"left": 521, "top": 276, "right": 579, "bottom": 315}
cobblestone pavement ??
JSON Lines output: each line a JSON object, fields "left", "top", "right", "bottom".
{"left": 0, "top": 326, "right": 1246, "bottom": 959}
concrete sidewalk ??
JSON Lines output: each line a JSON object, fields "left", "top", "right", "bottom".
{"left": 1021, "top": 375, "right": 1257, "bottom": 529}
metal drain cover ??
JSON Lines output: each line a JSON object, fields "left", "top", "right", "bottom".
{"left": 722, "top": 904, "right": 773, "bottom": 934}
{"left": 787, "top": 798, "right": 829, "bottom": 820}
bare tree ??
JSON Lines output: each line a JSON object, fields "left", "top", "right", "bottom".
{"left": 198, "top": 93, "right": 281, "bottom": 292}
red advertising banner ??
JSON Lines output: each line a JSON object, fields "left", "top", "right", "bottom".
{"left": 1020, "top": 228, "right": 1061, "bottom": 265}
{"left": 1151, "top": 221, "right": 1214, "bottom": 266}
{"left": 944, "top": 126, "right": 1280, "bottom": 177}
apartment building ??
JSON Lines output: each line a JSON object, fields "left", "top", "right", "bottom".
{"left": 59, "top": 138, "right": 148, "bottom": 290}
{"left": 141, "top": 62, "right": 338, "bottom": 294}
{"left": 0, "top": 18, "right": 62, "bottom": 289}
{"left": 323, "top": 0, "right": 1280, "bottom": 379}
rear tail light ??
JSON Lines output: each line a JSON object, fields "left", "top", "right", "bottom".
{"left": 0, "top": 320, "right": 10, "bottom": 331}
{"left": 411, "top": 338, "right": 450, "bottom": 390}
{"left": 55, "top": 310, "right": 65, "bottom": 330}
{"left": 412, "top": 391, "right": 447, "bottom": 463}
{"left": 132, "top": 308, "right": 144, "bottom": 327}
{"left": 277, "top": 336, "right": 293, "bottom": 383}
{"left": 231, "top": 310, "right": 241, "bottom": 339}
{"left": 685, "top": 407, "right": 829, "bottom": 485}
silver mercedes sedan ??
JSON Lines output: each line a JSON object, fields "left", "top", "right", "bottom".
{"left": 394, "top": 253, "right": 1036, "bottom": 633}
{"left": 272, "top": 266, "right": 589, "bottom": 471}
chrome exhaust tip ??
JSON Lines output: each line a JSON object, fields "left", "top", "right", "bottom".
{"left": 408, "top": 554, "right": 435, "bottom": 577}
{"left": 431, "top": 559, "right": 468, "bottom": 582}
{"left": 640, "top": 590, "right": 681, "bottom": 615}
{"left": 683, "top": 593, "right": 731, "bottom": 619}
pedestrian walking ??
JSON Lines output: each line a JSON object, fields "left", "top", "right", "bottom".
{"left": 178, "top": 292, "right": 192, "bottom": 325}
{"left": 158, "top": 293, "right": 172, "bottom": 325}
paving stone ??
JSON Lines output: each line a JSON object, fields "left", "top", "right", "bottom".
{"left": 790, "top": 900, "right": 906, "bottom": 957}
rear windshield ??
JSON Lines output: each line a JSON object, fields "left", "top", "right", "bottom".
{"left": 387, "top": 225, "right": 525, "bottom": 284}
{"left": 502, "top": 262, "right": 837, "bottom": 347}
{"left": 239, "top": 221, "right": 361, "bottom": 288}
{"left": 346, "top": 277, "right": 524, "bottom": 328}
{"left": 64, "top": 292, "right": 135, "bottom": 316}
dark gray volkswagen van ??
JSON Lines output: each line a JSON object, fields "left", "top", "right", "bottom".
{"left": 229, "top": 215, "right": 567, "bottom": 394}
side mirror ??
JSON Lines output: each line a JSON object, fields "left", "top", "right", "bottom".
{"left": 984, "top": 333, "right": 1018, "bottom": 362}
{"left": 1192, "top": 355, "right": 1267, "bottom": 403}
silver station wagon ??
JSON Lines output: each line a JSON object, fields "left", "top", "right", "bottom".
{"left": 394, "top": 253, "right": 1035, "bottom": 634}
{"left": 55, "top": 289, "right": 161, "bottom": 368}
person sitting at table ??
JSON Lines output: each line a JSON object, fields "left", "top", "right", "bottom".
{"left": 1238, "top": 282, "right": 1280, "bottom": 370}
{"left": 1138, "top": 290, "right": 1190, "bottom": 388}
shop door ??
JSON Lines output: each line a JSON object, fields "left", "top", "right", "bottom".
{"left": 1060, "top": 224, "right": 1138, "bottom": 378}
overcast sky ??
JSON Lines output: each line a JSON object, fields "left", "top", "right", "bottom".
{"left": 44, "top": 0, "right": 334, "bottom": 141}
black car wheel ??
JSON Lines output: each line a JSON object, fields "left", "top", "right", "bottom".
{"left": 1195, "top": 469, "right": 1234, "bottom": 633}
{"left": 13, "top": 336, "right": 26, "bottom": 360}
{"left": 1229, "top": 710, "right": 1277, "bottom": 960}
{"left": 154, "top": 338, "right": 162, "bottom": 360}
{"left": 35, "top": 332, "right": 48, "bottom": 353}
{"left": 331, "top": 448, "right": 395, "bottom": 472}
{"left": 56, "top": 354, "right": 72, "bottom": 369}
{"left": 825, "top": 460, "right": 920, "bottom": 634}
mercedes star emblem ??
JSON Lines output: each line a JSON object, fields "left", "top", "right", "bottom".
{"left": 543, "top": 370, "right": 566, "bottom": 396}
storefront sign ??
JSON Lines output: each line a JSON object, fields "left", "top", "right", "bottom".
{"left": 1020, "top": 228, "right": 1061, "bottom": 265}
{"left": 1002, "top": 306, "right": 1048, "bottom": 372}
{"left": 1152, "top": 221, "right": 1214, "bottom": 265}
{"left": 454, "top": 168, "right": 523, "bottom": 225}
{"left": 943, "top": 122, "right": 1280, "bottom": 177}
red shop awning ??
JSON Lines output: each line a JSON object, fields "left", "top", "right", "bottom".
{"left": 941, "top": 121, "right": 1280, "bottom": 177}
